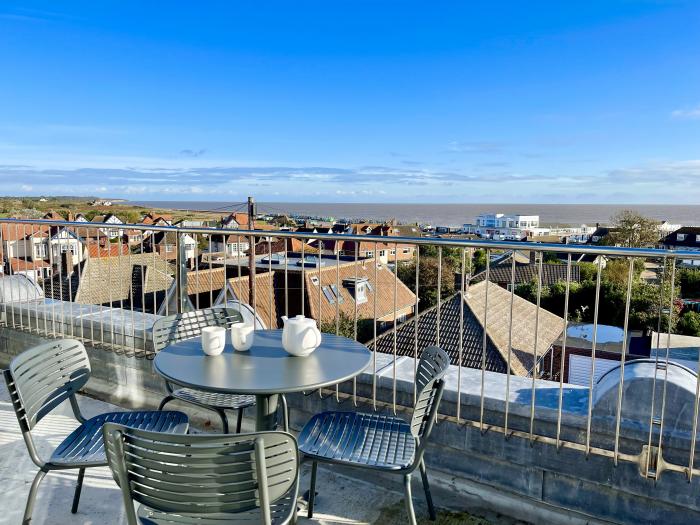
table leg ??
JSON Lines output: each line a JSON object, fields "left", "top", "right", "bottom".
{"left": 255, "top": 393, "right": 280, "bottom": 431}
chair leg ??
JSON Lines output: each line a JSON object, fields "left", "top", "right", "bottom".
{"left": 419, "top": 459, "right": 437, "bottom": 520}
{"left": 403, "top": 474, "right": 417, "bottom": 525}
{"left": 235, "top": 408, "right": 244, "bottom": 433}
{"left": 216, "top": 409, "right": 229, "bottom": 433}
{"left": 307, "top": 461, "right": 318, "bottom": 519}
{"left": 23, "top": 469, "right": 47, "bottom": 524}
{"left": 157, "top": 395, "right": 174, "bottom": 411}
{"left": 280, "top": 394, "right": 289, "bottom": 432}
{"left": 71, "top": 468, "right": 85, "bottom": 514}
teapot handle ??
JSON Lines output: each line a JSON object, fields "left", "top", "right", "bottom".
{"left": 302, "top": 326, "right": 322, "bottom": 349}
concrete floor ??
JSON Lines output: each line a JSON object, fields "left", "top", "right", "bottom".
{"left": 0, "top": 383, "right": 500, "bottom": 525}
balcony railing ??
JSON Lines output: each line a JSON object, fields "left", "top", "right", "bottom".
{"left": 2, "top": 217, "right": 700, "bottom": 487}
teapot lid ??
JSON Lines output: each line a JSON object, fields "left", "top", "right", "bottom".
{"left": 287, "top": 314, "right": 313, "bottom": 324}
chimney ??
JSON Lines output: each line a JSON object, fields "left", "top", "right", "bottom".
{"left": 61, "top": 250, "right": 74, "bottom": 277}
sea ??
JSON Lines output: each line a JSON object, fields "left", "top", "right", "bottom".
{"left": 129, "top": 201, "right": 700, "bottom": 228}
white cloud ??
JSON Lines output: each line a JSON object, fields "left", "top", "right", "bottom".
{"left": 671, "top": 105, "right": 700, "bottom": 120}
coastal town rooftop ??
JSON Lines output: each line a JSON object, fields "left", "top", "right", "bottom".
{"left": 2, "top": 216, "right": 700, "bottom": 524}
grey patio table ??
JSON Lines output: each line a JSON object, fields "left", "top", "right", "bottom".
{"left": 153, "top": 329, "right": 372, "bottom": 431}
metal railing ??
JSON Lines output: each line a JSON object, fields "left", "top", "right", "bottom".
{"left": 2, "top": 217, "right": 700, "bottom": 482}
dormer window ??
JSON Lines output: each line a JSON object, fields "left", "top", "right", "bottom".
{"left": 677, "top": 234, "right": 686, "bottom": 241}
{"left": 343, "top": 277, "right": 368, "bottom": 304}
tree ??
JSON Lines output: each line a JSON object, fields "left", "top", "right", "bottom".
{"left": 472, "top": 249, "right": 487, "bottom": 274}
{"left": 398, "top": 256, "right": 455, "bottom": 312}
{"left": 319, "top": 312, "right": 374, "bottom": 343}
{"left": 679, "top": 268, "right": 700, "bottom": 299}
{"left": 677, "top": 311, "right": 700, "bottom": 337}
{"left": 607, "top": 210, "right": 661, "bottom": 248}
{"left": 601, "top": 258, "right": 644, "bottom": 286}
{"left": 578, "top": 262, "right": 598, "bottom": 281}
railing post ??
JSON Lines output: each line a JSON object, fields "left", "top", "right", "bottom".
{"left": 177, "top": 230, "right": 190, "bottom": 313}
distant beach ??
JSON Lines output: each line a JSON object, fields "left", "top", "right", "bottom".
{"left": 129, "top": 201, "right": 700, "bottom": 227}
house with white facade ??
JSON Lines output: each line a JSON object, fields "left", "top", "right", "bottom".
{"left": 91, "top": 213, "right": 124, "bottom": 239}
{"left": 209, "top": 233, "right": 251, "bottom": 258}
{"left": 662, "top": 227, "right": 700, "bottom": 266}
{"left": 0, "top": 223, "right": 86, "bottom": 280}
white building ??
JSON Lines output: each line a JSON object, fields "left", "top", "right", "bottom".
{"left": 462, "top": 213, "right": 541, "bottom": 240}
{"left": 476, "top": 213, "right": 540, "bottom": 229}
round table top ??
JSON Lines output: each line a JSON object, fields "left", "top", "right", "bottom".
{"left": 153, "top": 329, "right": 372, "bottom": 395}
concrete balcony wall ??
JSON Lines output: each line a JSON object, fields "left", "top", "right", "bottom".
{"left": 1, "top": 324, "right": 699, "bottom": 525}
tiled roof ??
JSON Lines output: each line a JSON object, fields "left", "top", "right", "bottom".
{"left": 304, "top": 259, "right": 416, "bottom": 323}
{"left": 222, "top": 212, "right": 249, "bottom": 227}
{"left": 148, "top": 231, "right": 179, "bottom": 246}
{"left": 42, "top": 211, "right": 65, "bottom": 221}
{"left": 371, "top": 281, "right": 565, "bottom": 376}
{"left": 187, "top": 267, "right": 227, "bottom": 296}
{"left": 87, "top": 243, "right": 129, "bottom": 258}
{"left": 250, "top": 238, "right": 287, "bottom": 255}
{"left": 228, "top": 272, "right": 278, "bottom": 328}
{"left": 248, "top": 238, "right": 319, "bottom": 255}
{"left": 662, "top": 227, "right": 700, "bottom": 248}
{"left": 491, "top": 250, "right": 532, "bottom": 266}
{"left": 44, "top": 253, "right": 174, "bottom": 305}
{"left": 370, "top": 292, "right": 507, "bottom": 372}
{"left": 9, "top": 258, "right": 50, "bottom": 271}
{"left": 467, "top": 280, "right": 565, "bottom": 375}
{"left": 1, "top": 223, "right": 50, "bottom": 241}
{"left": 471, "top": 262, "right": 580, "bottom": 286}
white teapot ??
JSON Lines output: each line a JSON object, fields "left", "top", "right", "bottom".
{"left": 281, "top": 315, "right": 322, "bottom": 357}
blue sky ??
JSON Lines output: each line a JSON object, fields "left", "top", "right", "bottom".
{"left": 0, "top": 1, "right": 699, "bottom": 203}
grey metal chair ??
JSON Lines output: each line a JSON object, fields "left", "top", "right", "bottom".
{"left": 153, "top": 307, "right": 256, "bottom": 433}
{"left": 153, "top": 307, "right": 289, "bottom": 433}
{"left": 3, "top": 339, "right": 189, "bottom": 524}
{"left": 298, "top": 345, "right": 450, "bottom": 525}
{"left": 103, "top": 423, "right": 299, "bottom": 524}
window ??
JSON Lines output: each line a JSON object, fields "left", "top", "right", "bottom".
{"left": 365, "top": 251, "right": 374, "bottom": 257}
{"left": 696, "top": 235, "right": 700, "bottom": 243}
{"left": 310, "top": 276, "right": 320, "bottom": 286}
{"left": 35, "top": 243, "right": 47, "bottom": 258}
{"left": 354, "top": 282, "right": 367, "bottom": 304}
{"left": 402, "top": 248, "right": 410, "bottom": 254}
{"left": 379, "top": 250, "right": 386, "bottom": 257}
{"left": 322, "top": 286, "right": 335, "bottom": 304}
{"left": 678, "top": 234, "right": 687, "bottom": 241}
{"left": 329, "top": 284, "right": 344, "bottom": 303}
{"left": 390, "top": 249, "right": 396, "bottom": 255}
{"left": 344, "top": 278, "right": 368, "bottom": 304}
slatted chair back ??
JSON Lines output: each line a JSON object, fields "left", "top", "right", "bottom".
{"left": 410, "top": 346, "right": 450, "bottom": 442}
{"left": 103, "top": 424, "right": 298, "bottom": 524}
{"left": 152, "top": 307, "right": 242, "bottom": 352}
{"left": 4, "top": 339, "right": 91, "bottom": 432}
